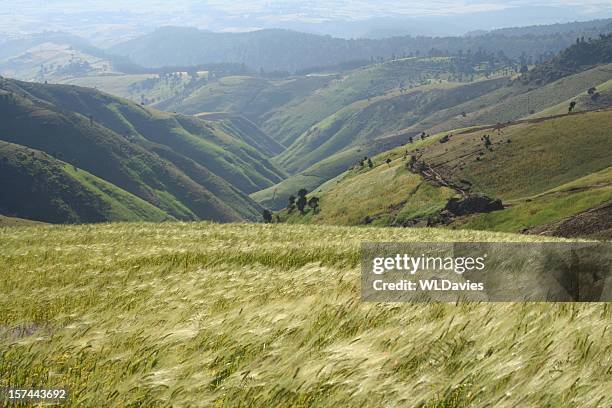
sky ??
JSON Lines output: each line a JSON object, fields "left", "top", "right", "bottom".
{"left": 1, "top": 0, "right": 612, "bottom": 44}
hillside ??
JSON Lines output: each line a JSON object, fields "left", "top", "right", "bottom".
{"left": 157, "top": 57, "right": 473, "bottom": 147}
{"left": 1, "top": 222, "right": 610, "bottom": 406}
{"left": 0, "top": 78, "right": 282, "bottom": 223}
{"left": 157, "top": 75, "right": 335, "bottom": 127}
{"left": 275, "top": 77, "right": 506, "bottom": 174}
{"left": 524, "top": 33, "right": 612, "bottom": 85}
{"left": 0, "top": 215, "right": 46, "bottom": 227}
{"left": 253, "top": 63, "right": 612, "bottom": 210}
{"left": 0, "top": 141, "right": 169, "bottom": 223}
{"left": 276, "top": 110, "right": 612, "bottom": 239}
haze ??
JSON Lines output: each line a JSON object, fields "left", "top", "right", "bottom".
{"left": 2, "top": 0, "right": 612, "bottom": 45}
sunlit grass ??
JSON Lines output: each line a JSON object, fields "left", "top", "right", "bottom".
{"left": 0, "top": 222, "right": 610, "bottom": 407}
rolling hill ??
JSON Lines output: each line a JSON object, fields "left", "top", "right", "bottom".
{"left": 275, "top": 77, "right": 506, "bottom": 174}
{"left": 0, "top": 141, "right": 169, "bottom": 223}
{"left": 0, "top": 77, "right": 288, "bottom": 223}
{"left": 252, "top": 49, "right": 612, "bottom": 209}
{"left": 276, "top": 110, "right": 612, "bottom": 239}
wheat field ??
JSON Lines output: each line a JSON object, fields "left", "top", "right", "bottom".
{"left": 1, "top": 222, "right": 610, "bottom": 407}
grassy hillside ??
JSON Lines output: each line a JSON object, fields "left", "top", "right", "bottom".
{"left": 453, "top": 166, "right": 612, "bottom": 238}
{"left": 0, "top": 78, "right": 269, "bottom": 222}
{"left": 0, "top": 215, "right": 46, "bottom": 227}
{"left": 251, "top": 137, "right": 408, "bottom": 210}
{"left": 0, "top": 141, "right": 170, "bottom": 223}
{"left": 262, "top": 57, "right": 465, "bottom": 146}
{"left": 277, "top": 110, "right": 612, "bottom": 238}
{"left": 398, "top": 63, "right": 612, "bottom": 138}
{"left": 254, "top": 64, "right": 612, "bottom": 210}
{"left": 195, "top": 113, "right": 285, "bottom": 157}
{"left": 529, "top": 78, "right": 612, "bottom": 118}
{"left": 159, "top": 75, "right": 334, "bottom": 127}
{"left": 419, "top": 110, "right": 612, "bottom": 201}
{"left": 276, "top": 78, "right": 505, "bottom": 174}
{"left": 11, "top": 80, "right": 286, "bottom": 193}
{"left": 1, "top": 222, "right": 610, "bottom": 407}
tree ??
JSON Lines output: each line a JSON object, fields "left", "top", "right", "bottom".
{"left": 367, "top": 158, "right": 373, "bottom": 168}
{"left": 588, "top": 87, "right": 597, "bottom": 95}
{"left": 386, "top": 158, "right": 392, "bottom": 167}
{"left": 308, "top": 196, "right": 320, "bottom": 213}
{"left": 297, "top": 196, "right": 307, "bottom": 214}
{"left": 482, "top": 135, "right": 492, "bottom": 149}
{"left": 568, "top": 101, "right": 576, "bottom": 113}
{"left": 296, "top": 189, "right": 308, "bottom": 214}
{"left": 262, "top": 209, "right": 273, "bottom": 223}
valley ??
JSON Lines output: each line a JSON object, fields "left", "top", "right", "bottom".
{"left": 1, "top": 31, "right": 611, "bottom": 238}
{"left": 1, "top": 7, "right": 612, "bottom": 408}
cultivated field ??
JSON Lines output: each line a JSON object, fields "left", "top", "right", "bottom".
{"left": 1, "top": 222, "right": 610, "bottom": 407}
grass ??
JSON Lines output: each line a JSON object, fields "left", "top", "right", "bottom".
{"left": 420, "top": 110, "right": 612, "bottom": 201}
{"left": 0, "top": 141, "right": 169, "bottom": 223}
{"left": 398, "top": 63, "right": 612, "bottom": 139}
{"left": 60, "top": 74, "right": 160, "bottom": 99}
{"left": 0, "top": 215, "right": 45, "bottom": 227}
{"left": 276, "top": 78, "right": 504, "bottom": 174}
{"left": 0, "top": 222, "right": 610, "bottom": 407}
{"left": 262, "top": 58, "right": 464, "bottom": 146}
{"left": 452, "top": 167, "right": 612, "bottom": 235}
{"left": 273, "top": 110, "right": 612, "bottom": 237}
{"left": 252, "top": 127, "right": 456, "bottom": 211}
{"left": 64, "top": 165, "right": 171, "bottom": 222}
{"left": 279, "top": 158, "right": 455, "bottom": 227}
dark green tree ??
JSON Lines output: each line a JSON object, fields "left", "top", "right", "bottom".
{"left": 308, "top": 196, "right": 320, "bottom": 213}
{"left": 262, "top": 209, "right": 273, "bottom": 223}
{"left": 367, "top": 158, "right": 373, "bottom": 168}
{"left": 294, "top": 189, "right": 308, "bottom": 214}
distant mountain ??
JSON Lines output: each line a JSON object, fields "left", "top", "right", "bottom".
{"left": 0, "top": 32, "right": 106, "bottom": 60}
{"left": 0, "top": 78, "right": 285, "bottom": 223}
{"left": 109, "top": 24, "right": 612, "bottom": 73}
{"left": 480, "top": 18, "right": 612, "bottom": 37}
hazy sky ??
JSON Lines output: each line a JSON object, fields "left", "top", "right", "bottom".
{"left": 2, "top": 0, "right": 612, "bottom": 43}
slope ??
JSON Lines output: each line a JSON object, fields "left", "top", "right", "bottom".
{"left": 158, "top": 75, "right": 334, "bottom": 129}
{"left": 254, "top": 62, "right": 612, "bottom": 210}
{"left": 0, "top": 78, "right": 265, "bottom": 222}
{"left": 278, "top": 110, "right": 612, "bottom": 238}
{"left": 9, "top": 79, "right": 286, "bottom": 194}
{"left": 276, "top": 77, "right": 506, "bottom": 174}
{"left": 0, "top": 141, "right": 169, "bottom": 223}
